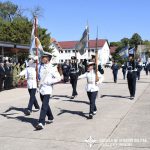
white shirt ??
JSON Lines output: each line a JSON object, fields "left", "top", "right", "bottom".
{"left": 78, "top": 70, "right": 103, "bottom": 92}
{"left": 39, "top": 63, "right": 61, "bottom": 95}
{"left": 19, "top": 65, "right": 37, "bottom": 89}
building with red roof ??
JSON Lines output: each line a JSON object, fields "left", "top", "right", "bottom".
{"left": 50, "top": 38, "right": 110, "bottom": 65}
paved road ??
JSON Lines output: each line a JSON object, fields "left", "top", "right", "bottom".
{"left": 0, "top": 69, "right": 150, "bottom": 150}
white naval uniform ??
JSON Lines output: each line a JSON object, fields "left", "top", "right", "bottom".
{"left": 78, "top": 70, "right": 102, "bottom": 92}
{"left": 38, "top": 63, "right": 61, "bottom": 95}
{"left": 19, "top": 63, "right": 37, "bottom": 89}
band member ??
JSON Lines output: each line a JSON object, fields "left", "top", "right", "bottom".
{"left": 127, "top": 56, "right": 137, "bottom": 100}
{"left": 19, "top": 56, "right": 40, "bottom": 115}
{"left": 111, "top": 61, "right": 119, "bottom": 83}
{"left": 69, "top": 57, "right": 79, "bottom": 99}
{"left": 36, "top": 52, "right": 61, "bottom": 130}
{"left": 61, "top": 60, "right": 70, "bottom": 83}
{"left": 78, "top": 62, "right": 103, "bottom": 119}
{"left": 144, "top": 59, "right": 150, "bottom": 75}
{"left": 136, "top": 59, "right": 143, "bottom": 80}
{"left": 122, "top": 62, "right": 127, "bottom": 80}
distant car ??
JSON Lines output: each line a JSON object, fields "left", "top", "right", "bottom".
{"left": 105, "top": 62, "right": 112, "bottom": 68}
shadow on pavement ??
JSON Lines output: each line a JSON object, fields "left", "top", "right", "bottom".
{"left": 4, "top": 106, "right": 25, "bottom": 113}
{"left": 0, "top": 113, "right": 38, "bottom": 128}
{"left": 57, "top": 107, "right": 88, "bottom": 119}
{"left": 62, "top": 99, "right": 90, "bottom": 105}
{"left": 101, "top": 95, "right": 130, "bottom": 99}
{"left": 52, "top": 95, "right": 70, "bottom": 100}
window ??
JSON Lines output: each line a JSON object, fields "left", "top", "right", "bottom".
{"left": 65, "top": 50, "right": 67, "bottom": 53}
{"left": 61, "top": 60, "right": 63, "bottom": 63}
{"left": 73, "top": 50, "right": 75, "bottom": 53}
{"left": 68, "top": 50, "right": 70, "bottom": 53}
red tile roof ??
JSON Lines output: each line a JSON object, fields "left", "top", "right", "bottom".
{"left": 58, "top": 39, "right": 107, "bottom": 49}
{"left": 50, "top": 38, "right": 62, "bottom": 50}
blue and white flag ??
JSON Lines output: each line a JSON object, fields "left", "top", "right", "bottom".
{"left": 128, "top": 47, "right": 135, "bottom": 55}
{"left": 75, "top": 26, "right": 89, "bottom": 55}
{"left": 119, "top": 46, "right": 129, "bottom": 58}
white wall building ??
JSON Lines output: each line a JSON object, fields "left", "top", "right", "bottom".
{"left": 50, "top": 38, "right": 110, "bottom": 65}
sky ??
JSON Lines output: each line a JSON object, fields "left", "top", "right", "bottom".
{"left": 2, "top": 0, "right": 150, "bottom": 42}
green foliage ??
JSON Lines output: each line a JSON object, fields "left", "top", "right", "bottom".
{"left": 130, "top": 33, "right": 142, "bottom": 48}
{"left": 120, "top": 38, "right": 129, "bottom": 47}
{"left": 0, "top": 1, "right": 51, "bottom": 53}
{"left": 38, "top": 27, "right": 51, "bottom": 52}
{"left": 0, "top": 1, "right": 18, "bottom": 22}
{"left": 110, "top": 42, "right": 121, "bottom": 47}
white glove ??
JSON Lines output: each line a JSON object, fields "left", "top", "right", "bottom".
{"left": 34, "top": 56, "right": 38, "bottom": 60}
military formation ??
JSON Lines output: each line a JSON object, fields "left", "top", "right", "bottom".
{"left": 111, "top": 57, "right": 150, "bottom": 99}
{"left": 0, "top": 53, "right": 150, "bottom": 130}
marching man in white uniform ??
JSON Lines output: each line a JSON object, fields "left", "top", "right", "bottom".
{"left": 19, "top": 56, "right": 40, "bottom": 115}
{"left": 78, "top": 62, "right": 103, "bottom": 119}
{"left": 36, "top": 52, "right": 61, "bottom": 130}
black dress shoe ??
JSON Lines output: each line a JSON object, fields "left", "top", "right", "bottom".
{"left": 24, "top": 109, "right": 31, "bottom": 116}
{"left": 70, "top": 96, "right": 75, "bottom": 99}
{"left": 35, "top": 123, "right": 44, "bottom": 130}
{"left": 130, "top": 96, "right": 134, "bottom": 100}
{"left": 88, "top": 114, "right": 93, "bottom": 119}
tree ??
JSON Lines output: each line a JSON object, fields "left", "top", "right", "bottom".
{"left": 110, "top": 42, "right": 121, "bottom": 47}
{"left": 130, "top": 33, "right": 142, "bottom": 48}
{"left": 0, "top": 1, "right": 18, "bottom": 22}
{"left": 0, "top": 1, "right": 52, "bottom": 53}
{"left": 121, "top": 38, "right": 130, "bottom": 47}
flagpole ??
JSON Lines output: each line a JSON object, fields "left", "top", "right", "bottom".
{"left": 87, "top": 21, "right": 90, "bottom": 61}
{"left": 95, "top": 26, "right": 99, "bottom": 82}
{"left": 34, "top": 16, "right": 39, "bottom": 87}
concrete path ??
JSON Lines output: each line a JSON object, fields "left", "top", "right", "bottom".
{"left": 0, "top": 69, "right": 149, "bottom": 150}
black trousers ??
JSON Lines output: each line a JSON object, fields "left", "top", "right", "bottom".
{"left": 70, "top": 76, "right": 78, "bottom": 96}
{"left": 127, "top": 71, "right": 137, "bottom": 97}
{"left": 4, "top": 76, "right": 11, "bottom": 90}
{"left": 145, "top": 69, "right": 149, "bottom": 75}
{"left": 0, "top": 77, "right": 5, "bottom": 91}
{"left": 28, "top": 89, "right": 40, "bottom": 111}
{"left": 39, "top": 94, "right": 54, "bottom": 125}
{"left": 63, "top": 73, "right": 69, "bottom": 82}
{"left": 122, "top": 71, "right": 126, "bottom": 79}
{"left": 87, "top": 91, "right": 98, "bottom": 115}
{"left": 136, "top": 71, "right": 141, "bottom": 80}
{"left": 113, "top": 72, "right": 118, "bottom": 82}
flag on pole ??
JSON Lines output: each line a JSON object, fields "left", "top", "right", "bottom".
{"left": 119, "top": 46, "right": 129, "bottom": 58}
{"left": 29, "top": 19, "right": 44, "bottom": 58}
{"left": 128, "top": 47, "right": 135, "bottom": 55}
{"left": 75, "top": 26, "right": 89, "bottom": 55}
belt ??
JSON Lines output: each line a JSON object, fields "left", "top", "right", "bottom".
{"left": 128, "top": 69, "right": 137, "bottom": 72}
{"left": 87, "top": 82, "right": 95, "bottom": 84}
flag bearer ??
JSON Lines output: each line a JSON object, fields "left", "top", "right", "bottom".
{"left": 36, "top": 52, "right": 61, "bottom": 130}
{"left": 78, "top": 62, "right": 103, "bottom": 119}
